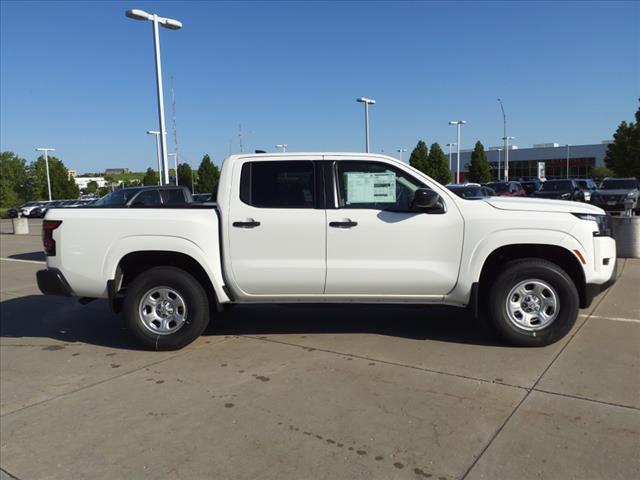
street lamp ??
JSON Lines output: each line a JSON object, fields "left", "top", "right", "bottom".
{"left": 497, "top": 148, "right": 503, "bottom": 181}
{"left": 397, "top": 148, "right": 407, "bottom": 162}
{"left": 146, "top": 130, "right": 162, "bottom": 185}
{"left": 356, "top": 97, "right": 376, "bottom": 153}
{"left": 448, "top": 121, "right": 466, "bottom": 184}
{"left": 566, "top": 144, "right": 571, "bottom": 179}
{"left": 126, "top": 8, "right": 182, "bottom": 186}
{"left": 168, "top": 153, "right": 178, "bottom": 185}
{"left": 275, "top": 144, "right": 287, "bottom": 152}
{"left": 503, "top": 136, "right": 515, "bottom": 181}
{"left": 35, "top": 147, "right": 55, "bottom": 201}
{"left": 446, "top": 143, "right": 456, "bottom": 172}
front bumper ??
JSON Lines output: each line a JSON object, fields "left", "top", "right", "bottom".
{"left": 37, "top": 268, "right": 75, "bottom": 297}
{"left": 583, "top": 258, "right": 617, "bottom": 309}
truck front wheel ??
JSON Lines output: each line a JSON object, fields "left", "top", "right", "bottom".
{"left": 123, "top": 266, "right": 210, "bottom": 350}
{"left": 488, "top": 258, "right": 579, "bottom": 347}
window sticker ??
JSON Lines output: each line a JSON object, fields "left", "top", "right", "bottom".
{"left": 344, "top": 171, "right": 396, "bottom": 204}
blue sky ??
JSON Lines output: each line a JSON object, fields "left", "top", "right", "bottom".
{"left": 1, "top": 1, "right": 639, "bottom": 173}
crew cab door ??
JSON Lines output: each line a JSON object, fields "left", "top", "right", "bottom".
{"left": 227, "top": 157, "right": 326, "bottom": 296}
{"left": 324, "top": 159, "right": 464, "bottom": 297}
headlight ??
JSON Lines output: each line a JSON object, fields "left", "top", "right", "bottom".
{"left": 627, "top": 192, "right": 636, "bottom": 198}
{"left": 560, "top": 193, "right": 571, "bottom": 199}
{"left": 572, "top": 213, "right": 612, "bottom": 237}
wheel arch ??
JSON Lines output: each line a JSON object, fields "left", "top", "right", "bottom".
{"left": 478, "top": 244, "right": 588, "bottom": 308}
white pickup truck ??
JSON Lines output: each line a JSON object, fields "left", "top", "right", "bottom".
{"left": 37, "top": 153, "right": 617, "bottom": 350}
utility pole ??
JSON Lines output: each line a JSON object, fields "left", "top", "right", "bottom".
{"left": 448, "top": 121, "right": 466, "bottom": 184}
{"left": 397, "top": 148, "right": 407, "bottom": 162}
{"left": 356, "top": 97, "right": 376, "bottom": 153}
{"left": 446, "top": 143, "right": 456, "bottom": 172}
{"left": 566, "top": 144, "right": 571, "bottom": 178}
{"left": 35, "top": 147, "right": 55, "bottom": 201}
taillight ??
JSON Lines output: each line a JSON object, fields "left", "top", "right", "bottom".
{"left": 42, "top": 220, "right": 62, "bottom": 256}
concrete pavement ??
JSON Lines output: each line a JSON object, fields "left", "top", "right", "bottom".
{"left": 0, "top": 224, "right": 638, "bottom": 479}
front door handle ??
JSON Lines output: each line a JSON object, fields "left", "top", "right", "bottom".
{"left": 233, "top": 219, "right": 261, "bottom": 228}
{"left": 329, "top": 219, "right": 358, "bottom": 228}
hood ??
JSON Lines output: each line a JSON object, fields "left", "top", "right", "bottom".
{"left": 593, "top": 189, "right": 635, "bottom": 196}
{"left": 485, "top": 196, "right": 604, "bottom": 214}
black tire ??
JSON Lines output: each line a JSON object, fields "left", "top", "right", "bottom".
{"left": 123, "top": 266, "right": 210, "bottom": 351}
{"left": 488, "top": 258, "right": 579, "bottom": 347}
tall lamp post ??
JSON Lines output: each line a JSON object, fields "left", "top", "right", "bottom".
{"left": 275, "top": 144, "right": 287, "bottom": 152}
{"left": 497, "top": 98, "right": 509, "bottom": 181}
{"left": 146, "top": 130, "right": 162, "bottom": 185}
{"left": 446, "top": 143, "right": 456, "bottom": 171}
{"left": 168, "top": 153, "right": 178, "bottom": 185}
{"left": 126, "top": 8, "right": 182, "bottom": 186}
{"left": 503, "top": 136, "right": 515, "bottom": 181}
{"left": 397, "top": 148, "right": 407, "bottom": 162}
{"left": 497, "top": 148, "right": 503, "bottom": 181}
{"left": 566, "top": 144, "right": 571, "bottom": 179}
{"left": 35, "top": 147, "right": 55, "bottom": 201}
{"left": 448, "top": 121, "right": 466, "bottom": 183}
{"left": 356, "top": 97, "right": 376, "bottom": 152}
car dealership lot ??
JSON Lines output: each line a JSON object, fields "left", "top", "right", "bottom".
{"left": 0, "top": 219, "right": 639, "bottom": 480}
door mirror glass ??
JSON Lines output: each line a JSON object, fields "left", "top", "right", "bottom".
{"left": 413, "top": 188, "right": 440, "bottom": 209}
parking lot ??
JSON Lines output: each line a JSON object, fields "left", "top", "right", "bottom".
{"left": 0, "top": 219, "right": 638, "bottom": 480}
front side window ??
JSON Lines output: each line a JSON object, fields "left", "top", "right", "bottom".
{"left": 337, "top": 161, "right": 426, "bottom": 212}
{"left": 240, "top": 161, "right": 315, "bottom": 208}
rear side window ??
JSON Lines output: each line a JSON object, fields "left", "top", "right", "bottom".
{"left": 240, "top": 161, "right": 315, "bottom": 208}
{"left": 161, "top": 189, "right": 186, "bottom": 205}
{"left": 131, "top": 190, "right": 161, "bottom": 207}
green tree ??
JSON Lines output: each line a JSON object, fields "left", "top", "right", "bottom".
{"left": 0, "top": 151, "right": 28, "bottom": 206}
{"left": 29, "top": 155, "right": 79, "bottom": 200}
{"left": 409, "top": 141, "right": 429, "bottom": 174}
{"left": 590, "top": 166, "right": 614, "bottom": 179}
{"left": 197, "top": 154, "right": 220, "bottom": 193}
{"left": 425, "top": 143, "right": 452, "bottom": 184}
{"left": 604, "top": 101, "right": 640, "bottom": 178}
{"left": 85, "top": 180, "right": 98, "bottom": 194}
{"left": 142, "top": 168, "right": 159, "bottom": 186}
{"left": 468, "top": 141, "right": 492, "bottom": 183}
{"left": 177, "top": 163, "right": 193, "bottom": 191}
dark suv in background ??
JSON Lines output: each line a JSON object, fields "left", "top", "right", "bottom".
{"left": 92, "top": 185, "right": 193, "bottom": 207}
{"left": 590, "top": 177, "right": 639, "bottom": 214}
{"left": 530, "top": 179, "right": 585, "bottom": 201}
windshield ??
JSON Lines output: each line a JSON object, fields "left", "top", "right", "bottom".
{"left": 541, "top": 181, "right": 572, "bottom": 191}
{"left": 93, "top": 189, "right": 140, "bottom": 206}
{"left": 486, "top": 183, "right": 508, "bottom": 193}
{"left": 601, "top": 180, "right": 637, "bottom": 190}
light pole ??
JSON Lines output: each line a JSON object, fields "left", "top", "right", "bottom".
{"left": 397, "top": 148, "right": 407, "bottom": 162}
{"left": 497, "top": 98, "right": 509, "bottom": 181}
{"left": 356, "top": 97, "right": 376, "bottom": 152}
{"left": 168, "top": 153, "right": 178, "bottom": 185}
{"left": 146, "top": 130, "right": 162, "bottom": 185}
{"left": 448, "top": 121, "right": 466, "bottom": 183}
{"left": 35, "top": 147, "right": 55, "bottom": 201}
{"left": 497, "top": 148, "right": 503, "bottom": 181}
{"left": 566, "top": 144, "right": 571, "bottom": 179}
{"left": 446, "top": 143, "right": 456, "bottom": 172}
{"left": 503, "top": 136, "right": 515, "bottom": 181}
{"left": 275, "top": 144, "right": 287, "bottom": 152}
{"left": 126, "top": 8, "right": 182, "bottom": 186}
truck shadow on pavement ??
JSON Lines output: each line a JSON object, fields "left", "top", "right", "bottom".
{"left": 0, "top": 295, "right": 502, "bottom": 349}
{"left": 8, "top": 251, "right": 46, "bottom": 262}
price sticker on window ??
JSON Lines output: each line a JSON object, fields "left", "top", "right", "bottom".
{"left": 344, "top": 172, "right": 396, "bottom": 204}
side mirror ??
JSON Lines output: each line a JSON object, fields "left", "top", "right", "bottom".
{"left": 413, "top": 188, "right": 440, "bottom": 209}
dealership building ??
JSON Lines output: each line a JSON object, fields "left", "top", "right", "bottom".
{"left": 455, "top": 141, "right": 611, "bottom": 181}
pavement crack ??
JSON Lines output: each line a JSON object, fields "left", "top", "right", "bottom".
{"left": 0, "top": 467, "right": 21, "bottom": 480}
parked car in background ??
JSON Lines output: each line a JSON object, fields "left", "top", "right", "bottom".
{"left": 485, "top": 181, "right": 527, "bottom": 197}
{"left": 590, "top": 177, "right": 639, "bottom": 214}
{"left": 530, "top": 179, "right": 585, "bottom": 202}
{"left": 447, "top": 184, "right": 496, "bottom": 199}
{"left": 92, "top": 185, "right": 193, "bottom": 208}
{"left": 8, "top": 202, "right": 40, "bottom": 218}
{"left": 574, "top": 179, "right": 598, "bottom": 202}
{"left": 192, "top": 193, "right": 212, "bottom": 202}
{"left": 30, "top": 201, "right": 64, "bottom": 218}
{"left": 520, "top": 179, "right": 543, "bottom": 196}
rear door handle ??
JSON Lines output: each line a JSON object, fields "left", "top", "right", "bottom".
{"left": 233, "top": 219, "right": 261, "bottom": 228}
{"left": 329, "top": 220, "right": 358, "bottom": 228}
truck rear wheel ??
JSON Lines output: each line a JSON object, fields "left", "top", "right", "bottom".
{"left": 123, "top": 266, "right": 210, "bottom": 350}
{"left": 488, "top": 258, "right": 579, "bottom": 347}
